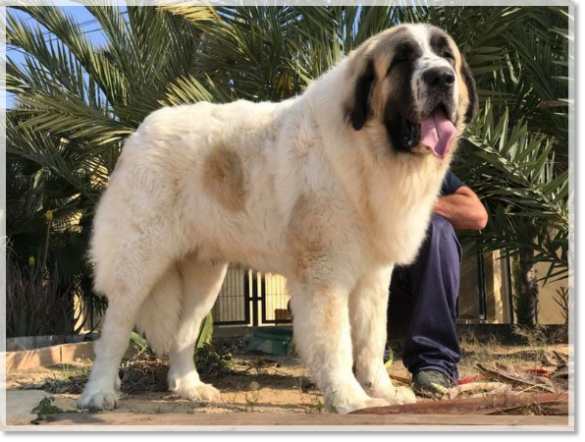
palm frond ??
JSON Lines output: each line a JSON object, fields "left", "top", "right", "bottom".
{"left": 455, "top": 102, "right": 568, "bottom": 281}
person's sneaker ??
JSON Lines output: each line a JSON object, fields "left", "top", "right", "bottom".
{"left": 412, "top": 370, "right": 452, "bottom": 397}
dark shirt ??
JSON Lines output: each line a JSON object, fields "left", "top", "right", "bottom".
{"left": 441, "top": 170, "right": 465, "bottom": 196}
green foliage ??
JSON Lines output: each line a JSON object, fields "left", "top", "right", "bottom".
{"left": 6, "top": 207, "right": 103, "bottom": 337}
{"left": 196, "top": 313, "right": 214, "bottom": 350}
{"left": 195, "top": 343, "right": 233, "bottom": 379}
{"left": 32, "top": 397, "right": 65, "bottom": 417}
{"left": 129, "top": 331, "right": 152, "bottom": 355}
{"left": 7, "top": 258, "right": 76, "bottom": 337}
{"left": 455, "top": 101, "right": 569, "bottom": 282}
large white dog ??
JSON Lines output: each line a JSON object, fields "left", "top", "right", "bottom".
{"left": 78, "top": 23, "right": 476, "bottom": 414}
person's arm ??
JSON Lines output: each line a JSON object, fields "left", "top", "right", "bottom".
{"left": 433, "top": 186, "right": 488, "bottom": 230}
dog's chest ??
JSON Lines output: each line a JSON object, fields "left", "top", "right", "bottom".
{"left": 364, "top": 171, "right": 442, "bottom": 265}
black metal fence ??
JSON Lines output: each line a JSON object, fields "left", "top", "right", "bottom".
{"left": 212, "top": 265, "right": 292, "bottom": 326}
{"left": 211, "top": 264, "right": 251, "bottom": 326}
{"left": 260, "top": 272, "right": 292, "bottom": 324}
{"left": 213, "top": 248, "right": 502, "bottom": 326}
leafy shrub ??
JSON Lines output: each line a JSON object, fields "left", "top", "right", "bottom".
{"left": 7, "top": 259, "right": 78, "bottom": 337}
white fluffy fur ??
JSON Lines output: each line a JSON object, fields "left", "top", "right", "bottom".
{"left": 78, "top": 24, "right": 466, "bottom": 414}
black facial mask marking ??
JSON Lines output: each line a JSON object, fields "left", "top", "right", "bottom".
{"left": 386, "top": 115, "right": 421, "bottom": 154}
{"left": 349, "top": 60, "right": 376, "bottom": 130}
{"left": 430, "top": 32, "right": 455, "bottom": 65}
{"left": 383, "top": 43, "right": 420, "bottom": 153}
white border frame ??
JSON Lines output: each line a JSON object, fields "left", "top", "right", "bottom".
{"left": 0, "top": 0, "right": 576, "bottom": 433}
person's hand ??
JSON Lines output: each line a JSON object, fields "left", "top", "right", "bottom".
{"left": 433, "top": 186, "right": 488, "bottom": 230}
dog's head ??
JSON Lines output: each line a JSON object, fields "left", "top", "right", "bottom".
{"left": 346, "top": 24, "right": 476, "bottom": 159}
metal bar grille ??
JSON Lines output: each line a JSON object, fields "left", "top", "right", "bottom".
{"left": 212, "top": 264, "right": 250, "bottom": 326}
{"left": 261, "top": 272, "right": 292, "bottom": 324}
{"left": 212, "top": 266, "right": 291, "bottom": 326}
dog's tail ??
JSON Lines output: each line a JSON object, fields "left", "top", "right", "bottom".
{"left": 134, "top": 265, "right": 182, "bottom": 356}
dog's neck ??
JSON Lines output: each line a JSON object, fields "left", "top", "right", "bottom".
{"left": 302, "top": 59, "right": 451, "bottom": 264}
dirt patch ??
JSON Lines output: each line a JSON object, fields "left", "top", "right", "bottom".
{"left": 6, "top": 339, "right": 570, "bottom": 423}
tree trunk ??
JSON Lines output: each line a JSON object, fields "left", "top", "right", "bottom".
{"left": 517, "top": 249, "right": 539, "bottom": 326}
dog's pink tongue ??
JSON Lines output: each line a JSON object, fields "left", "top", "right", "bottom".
{"left": 420, "top": 109, "right": 458, "bottom": 159}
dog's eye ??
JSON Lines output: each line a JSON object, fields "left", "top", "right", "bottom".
{"left": 388, "top": 55, "right": 408, "bottom": 74}
{"left": 443, "top": 51, "right": 454, "bottom": 60}
{"left": 391, "top": 54, "right": 409, "bottom": 69}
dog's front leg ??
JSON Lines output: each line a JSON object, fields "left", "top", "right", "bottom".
{"left": 349, "top": 266, "right": 416, "bottom": 405}
{"left": 289, "top": 281, "right": 390, "bottom": 414}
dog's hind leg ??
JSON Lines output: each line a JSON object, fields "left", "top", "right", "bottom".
{"left": 349, "top": 266, "right": 416, "bottom": 405}
{"left": 77, "top": 240, "right": 175, "bottom": 411}
{"left": 135, "top": 266, "right": 183, "bottom": 357}
{"left": 167, "top": 255, "right": 228, "bottom": 403}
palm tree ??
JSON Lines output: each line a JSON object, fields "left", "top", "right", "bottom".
{"left": 7, "top": 4, "right": 570, "bottom": 326}
{"left": 7, "top": 5, "right": 219, "bottom": 332}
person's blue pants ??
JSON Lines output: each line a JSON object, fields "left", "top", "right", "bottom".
{"left": 387, "top": 215, "right": 462, "bottom": 383}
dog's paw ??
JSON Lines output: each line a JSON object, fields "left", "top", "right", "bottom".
{"left": 77, "top": 388, "right": 119, "bottom": 411}
{"left": 377, "top": 386, "right": 417, "bottom": 405}
{"left": 169, "top": 374, "right": 221, "bottom": 403}
{"left": 331, "top": 397, "right": 390, "bottom": 414}
{"left": 176, "top": 382, "right": 221, "bottom": 402}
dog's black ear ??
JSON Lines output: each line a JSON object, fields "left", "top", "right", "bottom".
{"left": 349, "top": 59, "right": 376, "bottom": 131}
{"left": 461, "top": 57, "right": 478, "bottom": 124}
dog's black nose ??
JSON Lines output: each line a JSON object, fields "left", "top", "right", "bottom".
{"left": 423, "top": 67, "right": 455, "bottom": 89}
